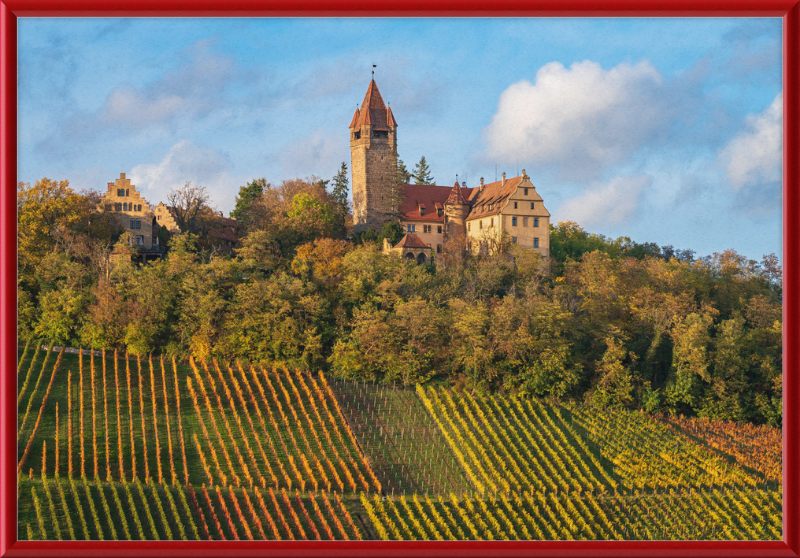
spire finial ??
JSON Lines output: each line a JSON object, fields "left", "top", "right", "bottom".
{"left": 372, "top": 64, "right": 376, "bottom": 80}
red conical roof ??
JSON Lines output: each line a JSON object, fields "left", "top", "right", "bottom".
{"left": 445, "top": 180, "right": 467, "bottom": 205}
{"left": 349, "top": 108, "right": 360, "bottom": 128}
{"left": 352, "top": 80, "right": 396, "bottom": 131}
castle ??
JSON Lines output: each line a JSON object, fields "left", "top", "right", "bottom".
{"left": 350, "top": 79, "right": 551, "bottom": 263}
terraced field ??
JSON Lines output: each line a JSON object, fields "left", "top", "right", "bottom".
{"left": 18, "top": 343, "right": 782, "bottom": 541}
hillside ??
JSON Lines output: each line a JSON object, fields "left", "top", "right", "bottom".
{"left": 17, "top": 345, "right": 781, "bottom": 541}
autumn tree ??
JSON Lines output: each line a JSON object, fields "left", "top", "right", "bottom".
{"left": 165, "top": 181, "right": 213, "bottom": 236}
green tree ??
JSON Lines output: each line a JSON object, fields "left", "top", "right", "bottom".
{"left": 411, "top": 156, "right": 435, "bottom": 185}
{"left": 397, "top": 158, "right": 411, "bottom": 183}
{"left": 330, "top": 162, "right": 350, "bottom": 236}
{"left": 231, "top": 178, "right": 267, "bottom": 230}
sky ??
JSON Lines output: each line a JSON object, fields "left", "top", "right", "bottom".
{"left": 17, "top": 17, "right": 783, "bottom": 262}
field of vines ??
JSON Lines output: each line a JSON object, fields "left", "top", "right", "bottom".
{"left": 18, "top": 342, "right": 782, "bottom": 541}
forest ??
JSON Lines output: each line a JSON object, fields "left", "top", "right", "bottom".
{"left": 17, "top": 174, "right": 783, "bottom": 426}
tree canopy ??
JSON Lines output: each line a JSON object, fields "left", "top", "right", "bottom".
{"left": 16, "top": 178, "right": 783, "bottom": 427}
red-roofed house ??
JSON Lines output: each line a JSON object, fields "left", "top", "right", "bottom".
{"left": 350, "top": 79, "right": 550, "bottom": 259}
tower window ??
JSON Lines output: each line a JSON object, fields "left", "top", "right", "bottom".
{"left": 534, "top": 217, "right": 539, "bottom": 227}
{"left": 512, "top": 217, "right": 517, "bottom": 226}
{"left": 354, "top": 131, "right": 361, "bottom": 140}
{"left": 534, "top": 238, "right": 539, "bottom": 248}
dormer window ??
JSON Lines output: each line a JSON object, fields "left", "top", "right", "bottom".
{"left": 437, "top": 208, "right": 443, "bottom": 217}
{"left": 419, "top": 206, "right": 426, "bottom": 216}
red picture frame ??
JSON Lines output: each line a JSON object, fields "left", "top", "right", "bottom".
{"left": 1, "top": 2, "right": 798, "bottom": 556}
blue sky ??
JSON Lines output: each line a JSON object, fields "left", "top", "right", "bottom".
{"left": 18, "top": 17, "right": 783, "bottom": 262}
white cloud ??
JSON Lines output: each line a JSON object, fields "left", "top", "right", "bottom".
{"left": 719, "top": 93, "right": 782, "bottom": 192}
{"left": 484, "top": 60, "right": 669, "bottom": 179}
{"left": 557, "top": 175, "right": 650, "bottom": 227}
{"left": 128, "top": 140, "right": 236, "bottom": 212}
{"left": 272, "top": 128, "right": 349, "bottom": 180}
{"left": 95, "top": 41, "right": 241, "bottom": 131}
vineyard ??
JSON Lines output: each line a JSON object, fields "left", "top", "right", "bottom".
{"left": 18, "top": 343, "right": 782, "bottom": 541}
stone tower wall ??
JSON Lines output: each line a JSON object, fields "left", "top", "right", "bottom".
{"left": 444, "top": 203, "right": 470, "bottom": 248}
{"left": 351, "top": 130, "right": 398, "bottom": 233}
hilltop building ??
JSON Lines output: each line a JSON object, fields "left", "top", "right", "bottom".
{"left": 350, "top": 80, "right": 550, "bottom": 260}
{"left": 100, "top": 173, "right": 239, "bottom": 261}
{"left": 101, "top": 173, "right": 165, "bottom": 263}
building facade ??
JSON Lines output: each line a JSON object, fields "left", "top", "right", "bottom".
{"left": 350, "top": 80, "right": 551, "bottom": 260}
{"left": 102, "top": 173, "right": 160, "bottom": 249}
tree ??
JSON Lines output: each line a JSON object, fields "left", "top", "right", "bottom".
{"left": 17, "top": 178, "right": 118, "bottom": 280}
{"left": 397, "top": 158, "right": 411, "bottom": 183}
{"left": 165, "top": 181, "right": 212, "bottom": 236}
{"left": 330, "top": 162, "right": 350, "bottom": 236}
{"left": 231, "top": 178, "right": 268, "bottom": 230}
{"left": 411, "top": 156, "right": 434, "bottom": 185}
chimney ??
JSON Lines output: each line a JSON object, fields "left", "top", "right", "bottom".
{"left": 501, "top": 172, "right": 506, "bottom": 186}
{"left": 107, "top": 182, "right": 114, "bottom": 192}
{"left": 120, "top": 172, "right": 126, "bottom": 179}
{"left": 479, "top": 177, "right": 484, "bottom": 191}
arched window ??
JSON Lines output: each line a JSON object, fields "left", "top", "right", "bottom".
{"left": 123, "top": 203, "right": 128, "bottom": 211}
{"left": 404, "top": 252, "right": 415, "bottom": 260}
{"left": 417, "top": 253, "right": 427, "bottom": 264}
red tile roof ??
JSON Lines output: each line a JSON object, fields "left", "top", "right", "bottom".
{"left": 399, "top": 183, "right": 476, "bottom": 222}
{"left": 351, "top": 80, "right": 396, "bottom": 131}
{"left": 466, "top": 176, "right": 525, "bottom": 219}
{"left": 445, "top": 180, "right": 468, "bottom": 205}
{"left": 394, "top": 233, "right": 430, "bottom": 249}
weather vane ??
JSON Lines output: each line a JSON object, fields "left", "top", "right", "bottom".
{"left": 372, "top": 64, "right": 376, "bottom": 79}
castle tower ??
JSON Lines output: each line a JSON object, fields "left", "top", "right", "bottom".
{"left": 350, "top": 80, "right": 398, "bottom": 233}
{"left": 443, "top": 180, "right": 470, "bottom": 249}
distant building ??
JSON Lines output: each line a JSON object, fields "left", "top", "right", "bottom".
{"left": 350, "top": 80, "right": 551, "bottom": 260}
{"left": 154, "top": 202, "right": 239, "bottom": 253}
{"left": 101, "top": 173, "right": 164, "bottom": 263}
